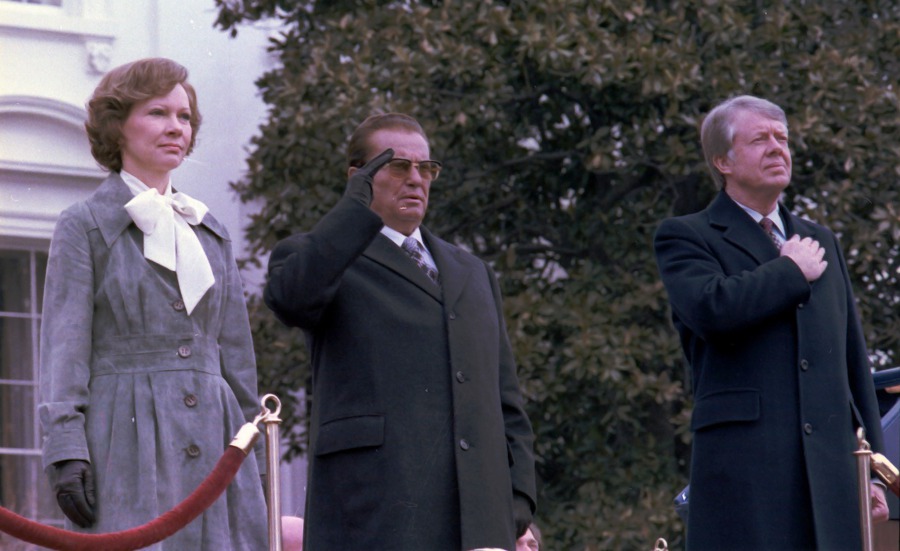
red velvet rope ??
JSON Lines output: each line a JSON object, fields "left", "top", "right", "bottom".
{"left": 0, "top": 446, "right": 246, "bottom": 551}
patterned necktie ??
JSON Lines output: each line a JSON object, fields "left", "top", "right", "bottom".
{"left": 759, "top": 217, "right": 782, "bottom": 250}
{"left": 401, "top": 237, "right": 440, "bottom": 285}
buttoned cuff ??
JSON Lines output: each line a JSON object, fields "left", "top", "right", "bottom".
{"left": 41, "top": 430, "right": 90, "bottom": 470}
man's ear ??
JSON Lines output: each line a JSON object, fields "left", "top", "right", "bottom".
{"left": 712, "top": 154, "right": 732, "bottom": 176}
{"left": 347, "top": 166, "right": 358, "bottom": 178}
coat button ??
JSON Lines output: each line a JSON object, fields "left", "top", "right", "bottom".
{"left": 184, "top": 394, "right": 198, "bottom": 408}
{"left": 803, "top": 423, "right": 813, "bottom": 435}
{"left": 186, "top": 444, "right": 201, "bottom": 458}
{"left": 172, "top": 299, "right": 186, "bottom": 312}
{"left": 800, "top": 359, "right": 809, "bottom": 371}
{"left": 456, "top": 371, "right": 465, "bottom": 383}
{"left": 449, "top": 312, "right": 457, "bottom": 320}
{"left": 459, "top": 439, "right": 470, "bottom": 450}
{"left": 177, "top": 345, "right": 192, "bottom": 358}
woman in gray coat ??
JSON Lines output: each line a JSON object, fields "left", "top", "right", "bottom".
{"left": 38, "top": 58, "right": 267, "bottom": 550}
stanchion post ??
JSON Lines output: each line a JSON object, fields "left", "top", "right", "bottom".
{"left": 854, "top": 427, "right": 873, "bottom": 551}
{"left": 261, "top": 394, "right": 284, "bottom": 551}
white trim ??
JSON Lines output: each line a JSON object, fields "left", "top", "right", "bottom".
{"left": 0, "top": 448, "right": 41, "bottom": 457}
{"left": 0, "top": 159, "right": 105, "bottom": 179}
{"left": 0, "top": 95, "right": 105, "bottom": 178}
{"left": 0, "top": 209, "right": 60, "bottom": 240}
{"left": 0, "top": 95, "right": 89, "bottom": 129}
{"left": 0, "top": 0, "right": 114, "bottom": 40}
{"left": 0, "top": 95, "right": 103, "bottom": 240}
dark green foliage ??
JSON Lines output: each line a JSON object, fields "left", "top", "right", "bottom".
{"left": 216, "top": 1, "right": 900, "bottom": 547}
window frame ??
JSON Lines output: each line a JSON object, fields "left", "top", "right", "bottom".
{"left": 0, "top": 239, "right": 60, "bottom": 533}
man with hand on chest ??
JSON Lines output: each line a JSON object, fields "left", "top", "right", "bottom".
{"left": 655, "top": 95, "right": 888, "bottom": 550}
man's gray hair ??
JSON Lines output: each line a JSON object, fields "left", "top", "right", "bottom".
{"left": 700, "top": 95, "right": 788, "bottom": 189}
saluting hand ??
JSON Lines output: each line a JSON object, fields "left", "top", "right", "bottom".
{"left": 780, "top": 235, "right": 827, "bottom": 282}
{"left": 345, "top": 148, "right": 394, "bottom": 206}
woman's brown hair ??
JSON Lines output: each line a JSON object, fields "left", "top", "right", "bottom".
{"left": 85, "top": 57, "right": 201, "bottom": 172}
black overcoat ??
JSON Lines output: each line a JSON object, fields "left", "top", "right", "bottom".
{"left": 265, "top": 196, "right": 536, "bottom": 551}
{"left": 655, "top": 192, "right": 884, "bottom": 550}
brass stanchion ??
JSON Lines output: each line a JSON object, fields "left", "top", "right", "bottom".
{"left": 872, "top": 451, "right": 900, "bottom": 497}
{"left": 854, "top": 427, "right": 873, "bottom": 551}
{"left": 260, "top": 394, "right": 284, "bottom": 551}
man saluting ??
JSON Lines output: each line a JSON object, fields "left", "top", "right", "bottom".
{"left": 265, "top": 113, "right": 536, "bottom": 551}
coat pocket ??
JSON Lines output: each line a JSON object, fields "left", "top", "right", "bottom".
{"left": 691, "top": 388, "right": 760, "bottom": 431}
{"left": 315, "top": 415, "right": 385, "bottom": 456}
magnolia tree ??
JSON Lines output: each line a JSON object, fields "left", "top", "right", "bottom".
{"left": 215, "top": 1, "right": 900, "bottom": 547}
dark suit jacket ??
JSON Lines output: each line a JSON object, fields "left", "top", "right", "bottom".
{"left": 655, "top": 192, "right": 884, "bottom": 550}
{"left": 265, "top": 196, "right": 536, "bottom": 551}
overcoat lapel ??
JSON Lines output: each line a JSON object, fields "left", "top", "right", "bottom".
{"left": 360, "top": 227, "right": 478, "bottom": 309}
{"left": 88, "top": 173, "right": 136, "bottom": 248}
{"left": 87, "top": 173, "right": 230, "bottom": 248}
{"left": 779, "top": 202, "right": 820, "bottom": 243}
{"left": 422, "top": 227, "right": 473, "bottom": 312}
{"left": 707, "top": 192, "right": 825, "bottom": 268}
{"left": 707, "top": 191, "right": 785, "bottom": 265}
{"left": 363, "top": 233, "right": 443, "bottom": 302}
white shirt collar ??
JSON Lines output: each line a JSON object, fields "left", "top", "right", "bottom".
{"left": 733, "top": 199, "right": 786, "bottom": 239}
{"left": 380, "top": 225, "right": 438, "bottom": 271}
{"left": 380, "top": 225, "right": 425, "bottom": 248}
{"left": 120, "top": 170, "right": 172, "bottom": 197}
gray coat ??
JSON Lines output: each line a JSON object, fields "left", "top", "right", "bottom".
{"left": 39, "top": 173, "right": 267, "bottom": 550}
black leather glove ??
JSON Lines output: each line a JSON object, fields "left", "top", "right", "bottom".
{"left": 345, "top": 148, "right": 394, "bottom": 206}
{"left": 52, "top": 459, "right": 96, "bottom": 528}
{"left": 512, "top": 491, "right": 533, "bottom": 539}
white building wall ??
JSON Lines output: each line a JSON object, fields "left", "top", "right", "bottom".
{"left": 0, "top": 0, "right": 269, "bottom": 258}
{"left": 1, "top": 0, "right": 273, "bottom": 263}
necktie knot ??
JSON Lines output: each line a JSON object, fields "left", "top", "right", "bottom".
{"left": 759, "top": 217, "right": 781, "bottom": 250}
{"left": 402, "top": 237, "right": 440, "bottom": 286}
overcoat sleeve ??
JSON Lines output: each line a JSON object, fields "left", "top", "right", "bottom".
{"left": 264, "top": 196, "right": 383, "bottom": 328}
{"left": 489, "top": 266, "right": 537, "bottom": 508}
{"left": 654, "top": 217, "right": 811, "bottom": 340}
{"left": 214, "top": 222, "right": 267, "bottom": 470}
{"left": 38, "top": 204, "right": 95, "bottom": 469}
{"left": 833, "top": 232, "right": 885, "bottom": 453}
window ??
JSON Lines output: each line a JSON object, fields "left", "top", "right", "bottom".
{"left": 0, "top": 243, "right": 64, "bottom": 550}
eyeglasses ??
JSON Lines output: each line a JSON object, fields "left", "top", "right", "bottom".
{"left": 384, "top": 158, "right": 442, "bottom": 181}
